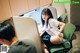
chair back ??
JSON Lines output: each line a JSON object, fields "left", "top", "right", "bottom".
{"left": 13, "top": 17, "right": 42, "bottom": 53}
{"left": 63, "top": 23, "right": 76, "bottom": 41}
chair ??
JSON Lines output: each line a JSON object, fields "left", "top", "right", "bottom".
{"left": 41, "top": 6, "right": 57, "bottom": 19}
{"left": 57, "top": 13, "right": 67, "bottom": 23}
{"left": 13, "top": 17, "right": 42, "bottom": 53}
{"left": 49, "top": 23, "right": 76, "bottom": 53}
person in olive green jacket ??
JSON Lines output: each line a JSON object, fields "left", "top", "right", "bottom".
{"left": 0, "top": 21, "right": 37, "bottom": 53}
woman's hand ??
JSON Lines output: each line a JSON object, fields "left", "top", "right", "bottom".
{"left": 59, "top": 22, "right": 65, "bottom": 32}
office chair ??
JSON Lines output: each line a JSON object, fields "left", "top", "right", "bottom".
{"left": 49, "top": 23, "right": 76, "bottom": 53}
{"left": 13, "top": 17, "right": 43, "bottom": 53}
{"left": 57, "top": 13, "right": 67, "bottom": 23}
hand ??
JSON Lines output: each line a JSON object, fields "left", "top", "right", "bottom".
{"left": 59, "top": 30, "right": 62, "bottom": 32}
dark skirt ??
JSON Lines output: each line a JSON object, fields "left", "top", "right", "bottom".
{"left": 41, "top": 31, "right": 53, "bottom": 49}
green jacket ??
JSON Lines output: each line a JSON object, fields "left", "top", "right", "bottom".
{"left": 8, "top": 40, "right": 37, "bottom": 53}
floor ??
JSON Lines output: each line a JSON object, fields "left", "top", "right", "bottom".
{"left": 68, "top": 26, "right": 80, "bottom": 53}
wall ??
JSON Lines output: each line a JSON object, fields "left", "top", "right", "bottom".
{"left": 53, "top": 0, "right": 80, "bottom": 26}
{"left": 70, "top": 4, "right": 80, "bottom": 26}
{"left": 64, "top": 4, "right": 70, "bottom": 23}
{"left": 0, "top": 0, "right": 52, "bottom": 21}
{"left": 52, "top": 0, "right": 70, "bottom": 23}
{"left": 52, "top": 3, "right": 66, "bottom": 18}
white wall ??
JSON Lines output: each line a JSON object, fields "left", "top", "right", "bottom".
{"left": 64, "top": 4, "right": 70, "bottom": 23}
{"left": 52, "top": 3, "right": 66, "bottom": 18}
{"left": 52, "top": 0, "right": 70, "bottom": 23}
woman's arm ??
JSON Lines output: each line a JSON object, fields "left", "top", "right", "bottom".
{"left": 49, "top": 19, "right": 65, "bottom": 32}
{"left": 38, "top": 25, "right": 45, "bottom": 36}
{"left": 58, "top": 22, "right": 65, "bottom": 32}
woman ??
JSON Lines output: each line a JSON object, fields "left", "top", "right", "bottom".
{"left": 41, "top": 8, "right": 65, "bottom": 49}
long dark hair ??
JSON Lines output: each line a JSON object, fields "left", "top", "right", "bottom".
{"left": 41, "top": 8, "right": 53, "bottom": 27}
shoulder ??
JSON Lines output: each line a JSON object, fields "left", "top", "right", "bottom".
{"left": 8, "top": 40, "right": 37, "bottom": 53}
{"left": 8, "top": 46, "right": 22, "bottom": 53}
{"left": 49, "top": 18, "right": 59, "bottom": 24}
{"left": 49, "top": 18, "right": 58, "bottom": 22}
{"left": 49, "top": 18, "right": 60, "bottom": 27}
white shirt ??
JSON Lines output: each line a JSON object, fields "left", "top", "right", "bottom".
{"left": 44, "top": 19, "right": 60, "bottom": 36}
